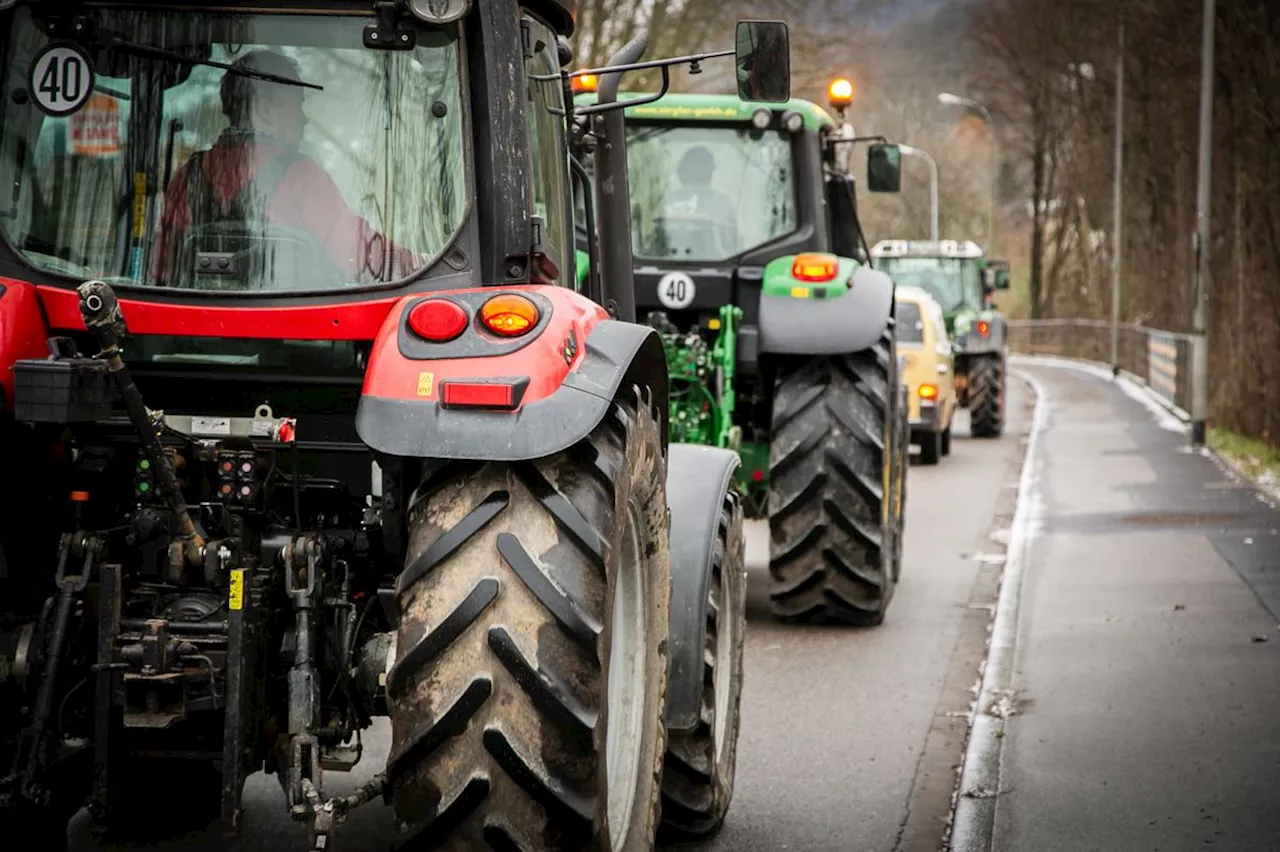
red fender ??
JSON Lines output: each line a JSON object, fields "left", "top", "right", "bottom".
{"left": 356, "top": 285, "right": 669, "bottom": 461}
{"left": 0, "top": 279, "right": 53, "bottom": 409}
{"left": 360, "top": 285, "right": 607, "bottom": 405}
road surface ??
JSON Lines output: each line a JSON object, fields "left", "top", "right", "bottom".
{"left": 68, "top": 380, "right": 1034, "bottom": 852}
{"left": 959, "top": 361, "right": 1280, "bottom": 852}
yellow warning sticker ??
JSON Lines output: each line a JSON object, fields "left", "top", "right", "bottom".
{"left": 229, "top": 569, "right": 244, "bottom": 611}
{"left": 416, "top": 372, "right": 435, "bottom": 397}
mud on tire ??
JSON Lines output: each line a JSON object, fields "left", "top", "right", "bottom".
{"left": 386, "top": 387, "right": 671, "bottom": 852}
{"left": 659, "top": 490, "right": 745, "bottom": 839}
{"left": 968, "top": 354, "right": 1005, "bottom": 438}
{"left": 767, "top": 329, "right": 898, "bottom": 626}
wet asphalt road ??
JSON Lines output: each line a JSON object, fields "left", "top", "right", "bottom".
{"left": 67, "top": 380, "right": 1031, "bottom": 852}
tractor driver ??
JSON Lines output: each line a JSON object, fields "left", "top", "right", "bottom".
{"left": 153, "top": 50, "right": 420, "bottom": 287}
{"left": 660, "top": 145, "right": 739, "bottom": 254}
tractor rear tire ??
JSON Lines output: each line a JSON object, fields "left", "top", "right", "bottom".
{"left": 659, "top": 490, "right": 745, "bottom": 840}
{"left": 387, "top": 387, "right": 671, "bottom": 852}
{"left": 969, "top": 355, "right": 1005, "bottom": 438}
{"left": 890, "top": 383, "right": 908, "bottom": 585}
{"left": 767, "top": 337, "right": 897, "bottom": 626}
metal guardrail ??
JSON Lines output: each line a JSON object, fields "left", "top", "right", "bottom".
{"left": 1006, "top": 319, "right": 1195, "bottom": 414}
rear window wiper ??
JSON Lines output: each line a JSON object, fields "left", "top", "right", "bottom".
{"left": 100, "top": 32, "right": 324, "bottom": 91}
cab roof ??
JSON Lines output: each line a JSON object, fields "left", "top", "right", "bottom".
{"left": 573, "top": 91, "right": 836, "bottom": 133}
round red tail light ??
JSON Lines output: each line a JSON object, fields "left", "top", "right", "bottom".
{"left": 408, "top": 299, "right": 468, "bottom": 342}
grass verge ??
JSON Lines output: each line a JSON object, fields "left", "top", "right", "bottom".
{"left": 1208, "top": 427, "right": 1280, "bottom": 496}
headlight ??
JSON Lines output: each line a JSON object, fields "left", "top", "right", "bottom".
{"left": 780, "top": 110, "right": 804, "bottom": 132}
{"left": 750, "top": 109, "right": 772, "bottom": 130}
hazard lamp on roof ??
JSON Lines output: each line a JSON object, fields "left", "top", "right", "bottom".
{"left": 828, "top": 77, "right": 854, "bottom": 109}
{"left": 406, "top": 0, "right": 470, "bottom": 24}
{"left": 571, "top": 73, "right": 599, "bottom": 94}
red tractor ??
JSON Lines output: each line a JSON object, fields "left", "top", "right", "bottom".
{"left": 0, "top": 2, "right": 788, "bottom": 848}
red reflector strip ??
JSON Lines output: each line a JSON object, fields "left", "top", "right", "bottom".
{"left": 439, "top": 378, "right": 529, "bottom": 411}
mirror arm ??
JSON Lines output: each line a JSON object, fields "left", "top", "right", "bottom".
{"left": 576, "top": 64, "right": 670, "bottom": 116}
{"left": 828, "top": 135, "right": 888, "bottom": 147}
{"left": 532, "top": 49, "right": 734, "bottom": 84}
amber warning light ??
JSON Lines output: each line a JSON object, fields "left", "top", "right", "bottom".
{"left": 828, "top": 78, "right": 854, "bottom": 108}
{"left": 571, "top": 73, "right": 599, "bottom": 94}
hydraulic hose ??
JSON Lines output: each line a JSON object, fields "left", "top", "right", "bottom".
{"left": 77, "top": 280, "right": 205, "bottom": 566}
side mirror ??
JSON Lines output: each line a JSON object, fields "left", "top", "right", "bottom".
{"left": 984, "top": 260, "right": 1011, "bottom": 290}
{"left": 866, "top": 143, "right": 901, "bottom": 193}
{"left": 735, "top": 20, "right": 790, "bottom": 103}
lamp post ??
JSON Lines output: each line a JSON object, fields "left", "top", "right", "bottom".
{"left": 1190, "top": 0, "right": 1215, "bottom": 448}
{"left": 899, "top": 144, "right": 939, "bottom": 241}
{"left": 938, "top": 92, "right": 997, "bottom": 253}
{"left": 1110, "top": 21, "right": 1125, "bottom": 379}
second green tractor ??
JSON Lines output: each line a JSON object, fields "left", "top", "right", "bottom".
{"left": 576, "top": 84, "right": 910, "bottom": 627}
{"left": 870, "top": 240, "right": 1011, "bottom": 437}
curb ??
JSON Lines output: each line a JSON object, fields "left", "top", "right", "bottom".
{"left": 947, "top": 368, "right": 1049, "bottom": 852}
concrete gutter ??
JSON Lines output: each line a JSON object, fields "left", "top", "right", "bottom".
{"left": 947, "top": 367, "right": 1048, "bottom": 852}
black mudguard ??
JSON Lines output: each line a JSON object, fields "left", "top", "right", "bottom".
{"left": 663, "top": 443, "right": 741, "bottom": 733}
{"left": 357, "top": 319, "right": 669, "bottom": 461}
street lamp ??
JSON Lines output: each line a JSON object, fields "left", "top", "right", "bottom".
{"left": 1190, "top": 0, "right": 1215, "bottom": 448}
{"left": 898, "top": 144, "right": 939, "bottom": 241}
{"left": 938, "top": 91, "right": 998, "bottom": 253}
{"left": 1110, "top": 22, "right": 1125, "bottom": 379}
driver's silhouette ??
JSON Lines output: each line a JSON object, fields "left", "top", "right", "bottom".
{"left": 153, "top": 50, "right": 419, "bottom": 286}
{"left": 662, "top": 146, "right": 737, "bottom": 225}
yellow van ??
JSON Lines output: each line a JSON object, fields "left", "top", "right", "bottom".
{"left": 894, "top": 286, "right": 956, "bottom": 464}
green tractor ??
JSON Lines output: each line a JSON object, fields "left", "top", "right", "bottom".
{"left": 870, "top": 240, "right": 1011, "bottom": 437}
{"left": 574, "top": 84, "right": 910, "bottom": 627}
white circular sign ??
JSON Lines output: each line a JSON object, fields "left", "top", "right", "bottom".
{"left": 657, "top": 272, "right": 695, "bottom": 310}
{"left": 29, "top": 43, "right": 95, "bottom": 117}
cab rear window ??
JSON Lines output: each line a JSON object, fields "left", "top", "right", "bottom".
{"left": 896, "top": 301, "right": 925, "bottom": 343}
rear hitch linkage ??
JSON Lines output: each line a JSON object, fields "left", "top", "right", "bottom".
{"left": 283, "top": 535, "right": 386, "bottom": 850}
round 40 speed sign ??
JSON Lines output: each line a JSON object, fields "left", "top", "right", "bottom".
{"left": 657, "top": 271, "right": 696, "bottom": 310}
{"left": 29, "top": 42, "right": 96, "bottom": 118}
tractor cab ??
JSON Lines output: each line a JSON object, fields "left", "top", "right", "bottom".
{"left": 0, "top": 0, "right": 576, "bottom": 372}
{"left": 572, "top": 88, "right": 894, "bottom": 338}
{"left": 870, "top": 240, "right": 986, "bottom": 331}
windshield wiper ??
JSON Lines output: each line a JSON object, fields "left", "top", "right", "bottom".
{"left": 100, "top": 32, "right": 324, "bottom": 91}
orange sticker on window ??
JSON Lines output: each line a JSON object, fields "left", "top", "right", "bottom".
{"left": 416, "top": 372, "right": 434, "bottom": 397}
{"left": 70, "top": 93, "right": 121, "bottom": 157}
